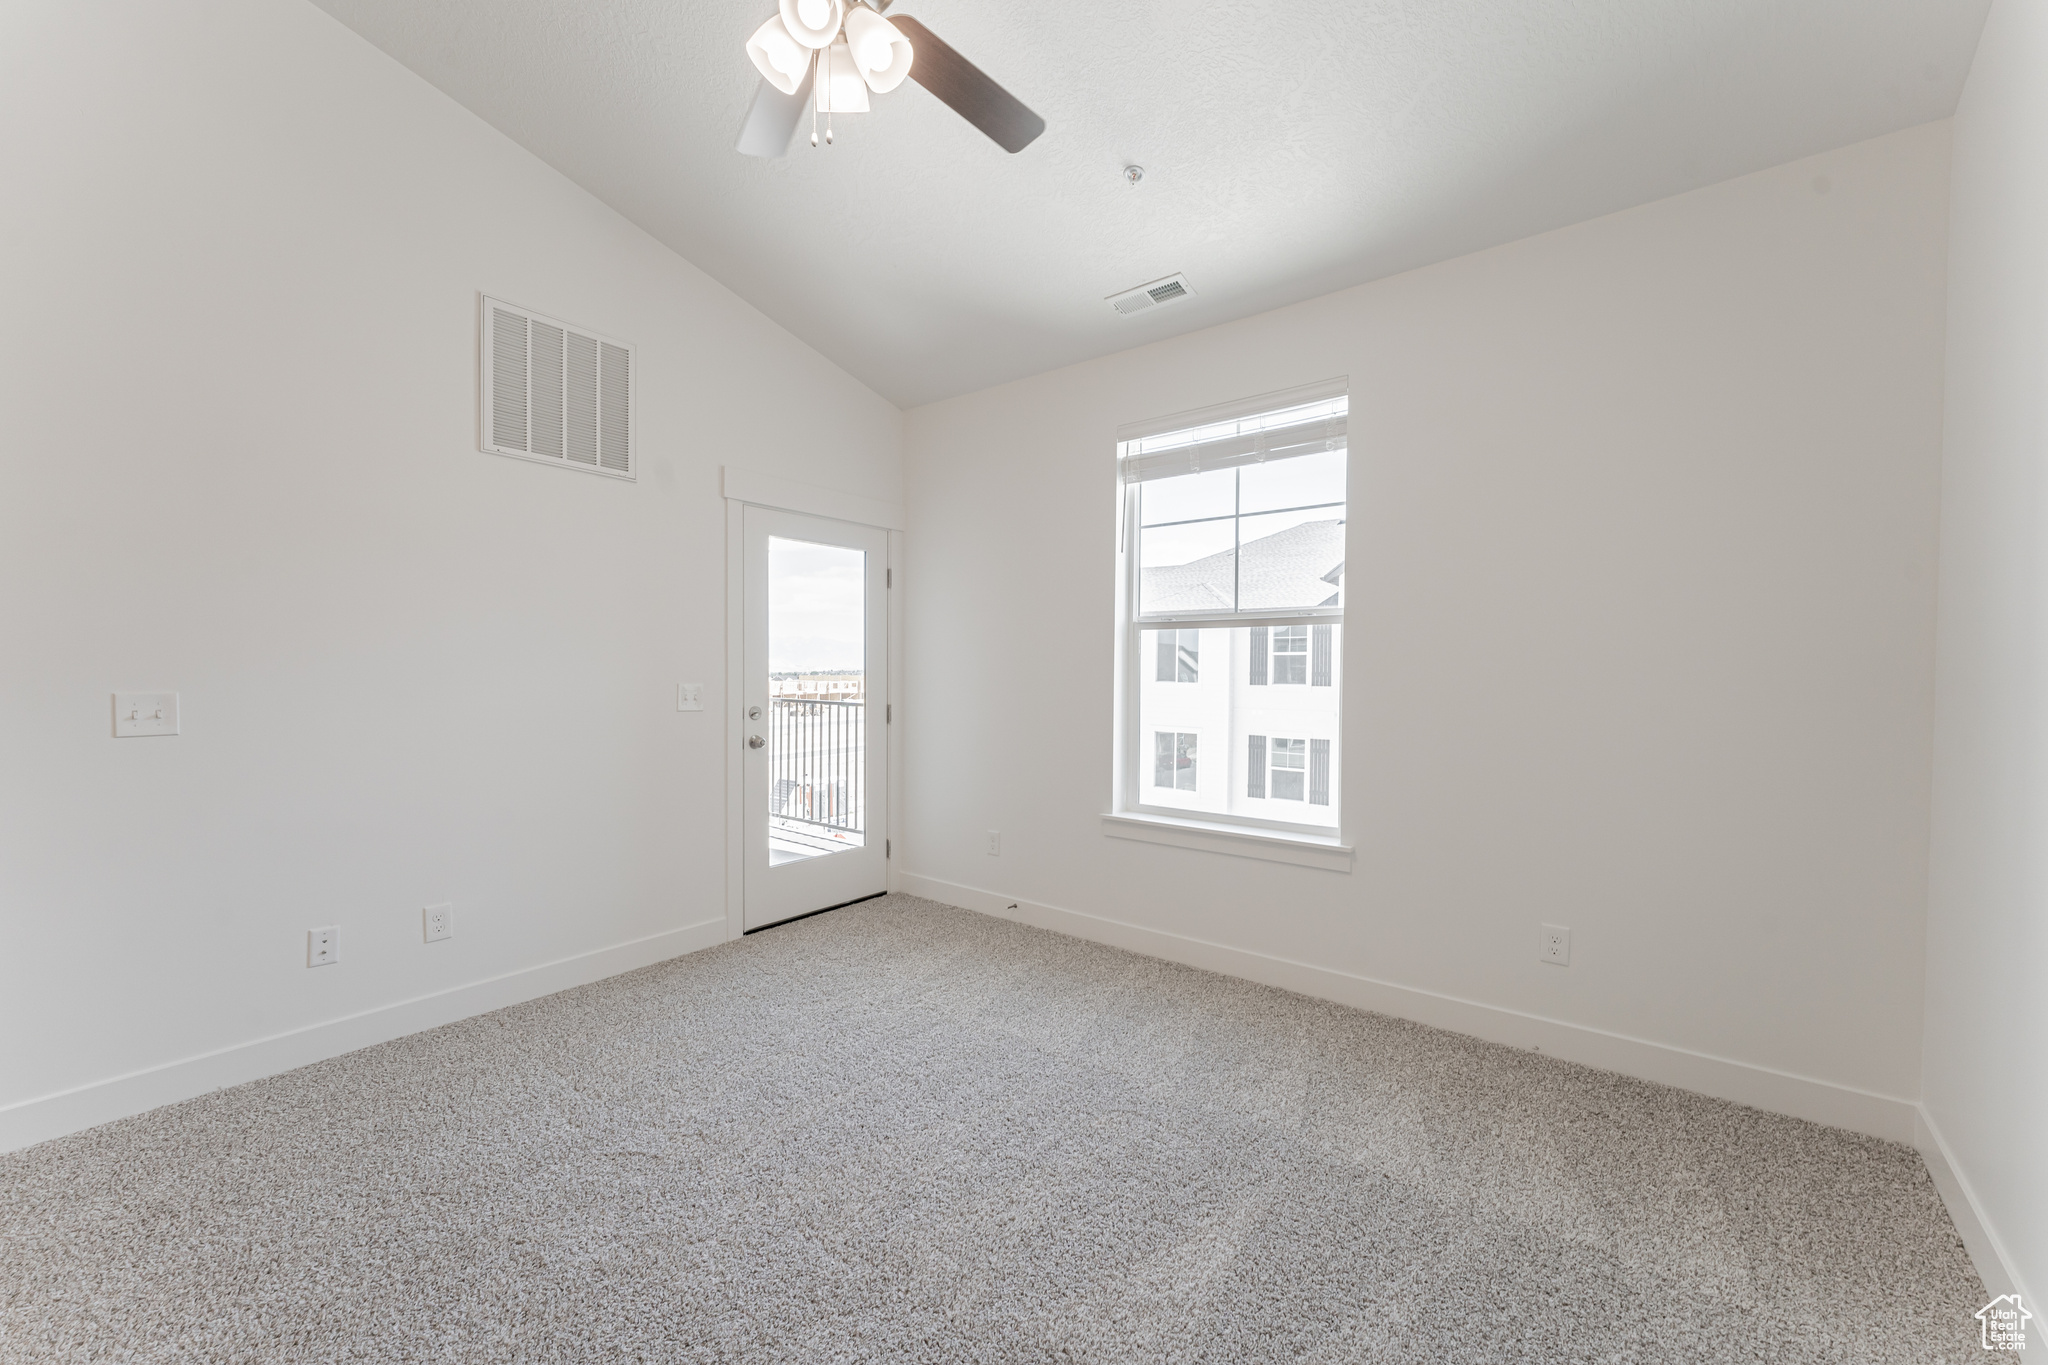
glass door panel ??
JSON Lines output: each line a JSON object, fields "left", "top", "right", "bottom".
{"left": 742, "top": 506, "right": 887, "bottom": 930}
{"left": 767, "top": 536, "right": 866, "bottom": 864}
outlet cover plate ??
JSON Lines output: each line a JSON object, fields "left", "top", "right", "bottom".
{"left": 1539, "top": 924, "right": 1571, "bottom": 966}
{"left": 677, "top": 683, "right": 704, "bottom": 712}
{"left": 308, "top": 926, "right": 339, "bottom": 967}
{"left": 423, "top": 903, "right": 454, "bottom": 943}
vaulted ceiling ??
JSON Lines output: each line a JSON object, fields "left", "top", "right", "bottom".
{"left": 308, "top": 0, "right": 1989, "bottom": 407}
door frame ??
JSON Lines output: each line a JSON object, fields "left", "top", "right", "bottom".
{"left": 722, "top": 467, "right": 905, "bottom": 942}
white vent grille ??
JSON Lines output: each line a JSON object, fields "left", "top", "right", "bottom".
{"left": 480, "top": 297, "right": 634, "bottom": 481}
{"left": 1107, "top": 273, "right": 1195, "bottom": 317}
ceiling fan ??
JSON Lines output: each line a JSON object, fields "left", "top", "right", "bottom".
{"left": 735, "top": 0, "right": 1044, "bottom": 157}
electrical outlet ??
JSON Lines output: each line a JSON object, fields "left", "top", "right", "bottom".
{"left": 423, "top": 903, "right": 454, "bottom": 943}
{"left": 986, "top": 830, "right": 1001, "bottom": 856}
{"left": 308, "top": 926, "right": 339, "bottom": 968}
{"left": 1539, "top": 924, "right": 1571, "bottom": 966}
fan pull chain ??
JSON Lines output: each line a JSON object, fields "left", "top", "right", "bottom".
{"left": 810, "top": 49, "right": 820, "bottom": 147}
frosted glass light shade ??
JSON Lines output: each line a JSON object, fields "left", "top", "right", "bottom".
{"left": 778, "top": 0, "right": 844, "bottom": 50}
{"left": 815, "top": 40, "right": 871, "bottom": 113}
{"left": 746, "top": 16, "right": 812, "bottom": 95}
{"left": 842, "top": 7, "right": 912, "bottom": 94}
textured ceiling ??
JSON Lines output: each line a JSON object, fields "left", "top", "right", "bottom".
{"left": 306, "top": 0, "right": 1989, "bottom": 407}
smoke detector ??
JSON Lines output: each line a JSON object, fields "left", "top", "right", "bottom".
{"left": 1107, "top": 273, "right": 1194, "bottom": 316}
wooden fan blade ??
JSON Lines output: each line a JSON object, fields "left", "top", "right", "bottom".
{"left": 735, "top": 69, "right": 815, "bottom": 158}
{"left": 888, "top": 16, "right": 1044, "bottom": 154}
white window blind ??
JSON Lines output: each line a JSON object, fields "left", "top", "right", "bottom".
{"left": 1118, "top": 380, "right": 1347, "bottom": 486}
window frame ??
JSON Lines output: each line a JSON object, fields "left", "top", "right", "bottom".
{"left": 1111, "top": 381, "right": 1349, "bottom": 847}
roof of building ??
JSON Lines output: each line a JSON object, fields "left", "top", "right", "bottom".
{"left": 1142, "top": 519, "right": 1345, "bottom": 615}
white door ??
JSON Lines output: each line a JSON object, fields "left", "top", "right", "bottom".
{"left": 741, "top": 505, "right": 888, "bottom": 930}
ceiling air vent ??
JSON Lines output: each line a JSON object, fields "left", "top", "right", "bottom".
{"left": 1107, "top": 273, "right": 1195, "bottom": 317}
{"left": 480, "top": 296, "right": 635, "bottom": 481}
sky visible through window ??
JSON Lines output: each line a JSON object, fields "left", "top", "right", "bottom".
{"left": 769, "top": 537, "right": 864, "bottom": 674}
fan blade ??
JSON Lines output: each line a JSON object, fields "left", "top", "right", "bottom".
{"left": 887, "top": 16, "right": 1044, "bottom": 154}
{"left": 735, "top": 68, "right": 815, "bottom": 158}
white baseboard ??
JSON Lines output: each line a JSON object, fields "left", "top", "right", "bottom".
{"left": 1917, "top": 1105, "right": 2035, "bottom": 1329}
{"left": 0, "top": 917, "right": 732, "bottom": 1155}
{"left": 896, "top": 872, "right": 1920, "bottom": 1145}
{"left": 17, "top": 882, "right": 2018, "bottom": 1319}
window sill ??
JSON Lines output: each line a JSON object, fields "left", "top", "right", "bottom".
{"left": 1100, "top": 812, "right": 1354, "bottom": 872}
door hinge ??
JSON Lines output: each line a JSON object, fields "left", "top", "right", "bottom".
{"left": 885, "top": 839, "right": 891, "bottom": 858}
{"left": 886, "top": 704, "right": 892, "bottom": 723}
{"left": 886, "top": 568, "right": 892, "bottom": 588}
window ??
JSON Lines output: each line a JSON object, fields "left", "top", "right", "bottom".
{"left": 1246, "top": 736, "right": 1334, "bottom": 806}
{"left": 1155, "top": 629, "right": 1199, "bottom": 683}
{"left": 1269, "top": 737, "right": 1306, "bottom": 799}
{"left": 1249, "top": 624, "right": 1334, "bottom": 688}
{"left": 1271, "top": 626, "right": 1307, "bottom": 684}
{"left": 1153, "top": 731, "right": 1197, "bottom": 790}
{"left": 1118, "top": 383, "right": 1345, "bottom": 836}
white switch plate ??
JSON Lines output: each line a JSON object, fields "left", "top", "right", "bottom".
{"left": 676, "top": 683, "right": 704, "bottom": 712}
{"left": 986, "top": 830, "right": 1001, "bottom": 856}
{"left": 1539, "top": 924, "right": 1571, "bottom": 966}
{"left": 423, "top": 903, "right": 454, "bottom": 943}
{"left": 308, "top": 926, "right": 339, "bottom": 967}
{"left": 113, "top": 692, "right": 179, "bottom": 737}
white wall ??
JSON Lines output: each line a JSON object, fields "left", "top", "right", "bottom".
{"left": 902, "top": 123, "right": 1950, "bottom": 1140}
{"left": 0, "top": 0, "right": 900, "bottom": 1148}
{"left": 1922, "top": 0, "right": 2048, "bottom": 1311}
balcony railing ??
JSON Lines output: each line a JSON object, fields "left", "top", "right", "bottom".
{"left": 769, "top": 698, "right": 864, "bottom": 837}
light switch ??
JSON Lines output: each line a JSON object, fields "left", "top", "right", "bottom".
{"left": 677, "top": 683, "right": 704, "bottom": 712}
{"left": 113, "top": 692, "right": 179, "bottom": 737}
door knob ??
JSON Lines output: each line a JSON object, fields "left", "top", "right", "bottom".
{"left": 748, "top": 735, "right": 765, "bottom": 749}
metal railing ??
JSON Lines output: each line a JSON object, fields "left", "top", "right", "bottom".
{"left": 769, "top": 699, "right": 864, "bottom": 836}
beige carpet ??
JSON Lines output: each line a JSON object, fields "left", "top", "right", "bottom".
{"left": 0, "top": 894, "right": 1985, "bottom": 1363}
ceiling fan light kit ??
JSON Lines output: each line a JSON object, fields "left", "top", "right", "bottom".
{"left": 777, "top": 0, "right": 845, "bottom": 50}
{"left": 819, "top": 40, "right": 871, "bottom": 114}
{"left": 735, "top": 0, "right": 1043, "bottom": 158}
{"left": 843, "top": 6, "right": 913, "bottom": 94}
{"left": 746, "top": 17, "right": 812, "bottom": 95}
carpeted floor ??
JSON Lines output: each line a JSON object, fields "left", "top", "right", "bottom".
{"left": 0, "top": 894, "right": 1986, "bottom": 1363}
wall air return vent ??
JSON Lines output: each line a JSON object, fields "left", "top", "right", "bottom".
{"left": 1107, "top": 273, "right": 1195, "bottom": 317}
{"left": 480, "top": 296, "right": 635, "bottom": 481}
